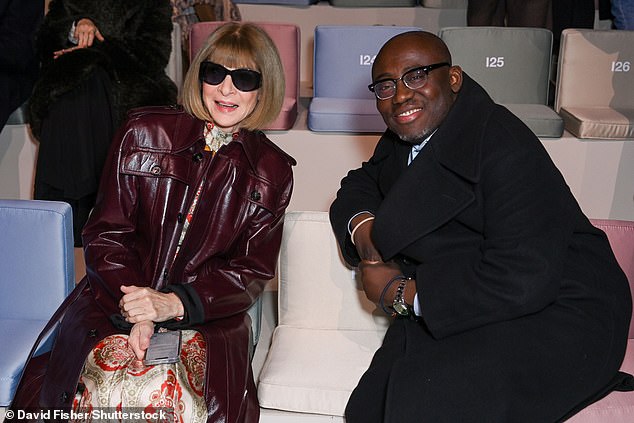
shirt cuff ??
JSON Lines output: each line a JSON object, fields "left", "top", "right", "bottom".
{"left": 68, "top": 21, "right": 78, "bottom": 44}
{"left": 413, "top": 293, "right": 422, "bottom": 317}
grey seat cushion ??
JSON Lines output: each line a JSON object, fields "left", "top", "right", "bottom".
{"left": 504, "top": 103, "right": 564, "bottom": 138}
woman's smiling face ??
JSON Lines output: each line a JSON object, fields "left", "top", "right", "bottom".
{"left": 202, "top": 65, "right": 259, "bottom": 133}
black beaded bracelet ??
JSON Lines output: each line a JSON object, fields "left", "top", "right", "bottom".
{"left": 379, "top": 274, "right": 407, "bottom": 315}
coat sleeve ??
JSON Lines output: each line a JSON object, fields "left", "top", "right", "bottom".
{"left": 98, "top": 0, "right": 173, "bottom": 74}
{"left": 34, "top": 0, "right": 74, "bottom": 64}
{"left": 81, "top": 121, "right": 148, "bottom": 319}
{"left": 165, "top": 163, "right": 294, "bottom": 326}
{"left": 418, "top": 120, "right": 581, "bottom": 339}
{"left": 329, "top": 134, "right": 394, "bottom": 266}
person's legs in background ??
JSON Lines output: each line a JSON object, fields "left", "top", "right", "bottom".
{"left": 506, "top": 0, "right": 551, "bottom": 28}
{"left": 612, "top": 0, "right": 634, "bottom": 29}
{"left": 33, "top": 68, "right": 115, "bottom": 246}
{"left": 551, "top": 0, "right": 595, "bottom": 52}
{"left": 467, "top": 0, "right": 506, "bottom": 26}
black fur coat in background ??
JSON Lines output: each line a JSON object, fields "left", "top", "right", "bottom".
{"left": 28, "top": 0, "right": 178, "bottom": 138}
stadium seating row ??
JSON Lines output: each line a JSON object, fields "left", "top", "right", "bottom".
{"left": 189, "top": 23, "right": 633, "bottom": 140}
{"left": 232, "top": 0, "right": 467, "bottom": 8}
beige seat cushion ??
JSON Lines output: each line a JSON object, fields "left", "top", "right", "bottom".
{"left": 559, "top": 107, "right": 634, "bottom": 140}
{"left": 554, "top": 29, "right": 634, "bottom": 140}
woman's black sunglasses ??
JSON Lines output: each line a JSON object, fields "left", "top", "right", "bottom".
{"left": 199, "top": 61, "right": 262, "bottom": 92}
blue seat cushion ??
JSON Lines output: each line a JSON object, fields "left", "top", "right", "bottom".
{"left": 330, "top": 0, "right": 417, "bottom": 6}
{"left": 233, "top": 0, "right": 317, "bottom": 4}
{"left": 0, "top": 319, "right": 51, "bottom": 406}
{"left": 307, "top": 97, "right": 386, "bottom": 133}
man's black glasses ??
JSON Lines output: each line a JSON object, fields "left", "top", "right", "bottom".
{"left": 199, "top": 61, "right": 262, "bottom": 92}
{"left": 368, "top": 62, "right": 450, "bottom": 100}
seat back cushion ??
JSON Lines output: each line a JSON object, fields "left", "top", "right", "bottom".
{"left": 0, "top": 200, "right": 74, "bottom": 320}
{"left": 0, "top": 199, "right": 74, "bottom": 406}
{"left": 308, "top": 25, "right": 421, "bottom": 132}
{"left": 555, "top": 29, "right": 634, "bottom": 113}
{"left": 439, "top": 26, "right": 553, "bottom": 105}
{"left": 277, "top": 211, "right": 389, "bottom": 332}
{"left": 312, "top": 25, "right": 422, "bottom": 100}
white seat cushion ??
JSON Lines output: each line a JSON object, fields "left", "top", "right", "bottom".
{"left": 258, "top": 211, "right": 390, "bottom": 415}
{"left": 258, "top": 326, "right": 385, "bottom": 416}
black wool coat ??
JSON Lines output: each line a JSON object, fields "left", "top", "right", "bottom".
{"left": 330, "top": 74, "right": 632, "bottom": 422}
{"left": 27, "top": 0, "right": 177, "bottom": 138}
{"left": 0, "top": 0, "right": 42, "bottom": 128}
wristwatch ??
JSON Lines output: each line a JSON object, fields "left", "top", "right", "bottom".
{"left": 392, "top": 278, "right": 412, "bottom": 317}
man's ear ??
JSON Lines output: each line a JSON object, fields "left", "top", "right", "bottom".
{"left": 449, "top": 65, "right": 463, "bottom": 93}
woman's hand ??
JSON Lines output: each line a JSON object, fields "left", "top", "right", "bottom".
{"left": 128, "top": 320, "right": 155, "bottom": 361}
{"left": 53, "top": 18, "right": 104, "bottom": 59}
{"left": 74, "top": 18, "right": 104, "bottom": 48}
{"left": 119, "top": 285, "right": 184, "bottom": 323}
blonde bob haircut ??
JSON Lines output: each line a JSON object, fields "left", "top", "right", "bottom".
{"left": 182, "top": 22, "right": 285, "bottom": 131}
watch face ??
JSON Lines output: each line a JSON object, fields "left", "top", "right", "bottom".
{"left": 393, "top": 301, "right": 410, "bottom": 316}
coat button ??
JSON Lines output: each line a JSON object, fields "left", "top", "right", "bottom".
{"left": 192, "top": 152, "right": 203, "bottom": 162}
{"left": 60, "top": 391, "right": 69, "bottom": 403}
{"left": 88, "top": 329, "right": 98, "bottom": 338}
{"left": 250, "top": 190, "right": 261, "bottom": 201}
{"left": 177, "top": 213, "right": 184, "bottom": 223}
{"left": 150, "top": 165, "right": 162, "bottom": 175}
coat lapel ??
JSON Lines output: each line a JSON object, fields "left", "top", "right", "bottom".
{"left": 377, "top": 131, "right": 411, "bottom": 196}
{"left": 372, "top": 74, "right": 492, "bottom": 260}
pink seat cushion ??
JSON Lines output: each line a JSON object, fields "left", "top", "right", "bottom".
{"left": 566, "top": 340, "right": 634, "bottom": 422}
{"left": 590, "top": 219, "right": 634, "bottom": 338}
{"left": 567, "top": 220, "right": 634, "bottom": 422}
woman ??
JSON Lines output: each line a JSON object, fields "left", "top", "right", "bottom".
{"left": 29, "top": 0, "right": 177, "bottom": 245}
{"left": 10, "top": 22, "right": 294, "bottom": 423}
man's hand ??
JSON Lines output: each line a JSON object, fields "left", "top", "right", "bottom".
{"left": 119, "top": 285, "right": 184, "bottom": 323}
{"left": 358, "top": 260, "right": 403, "bottom": 305}
{"left": 351, "top": 213, "right": 382, "bottom": 262}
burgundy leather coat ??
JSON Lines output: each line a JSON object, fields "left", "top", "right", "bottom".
{"left": 10, "top": 106, "right": 295, "bottom": 422}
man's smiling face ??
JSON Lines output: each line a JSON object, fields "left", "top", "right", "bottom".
{"left": 371, "top": 32, "right": 462, "bottom": 143}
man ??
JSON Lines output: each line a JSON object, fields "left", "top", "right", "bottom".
{"left": 330, "top": 31, "right": 632, "bottom": 422}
